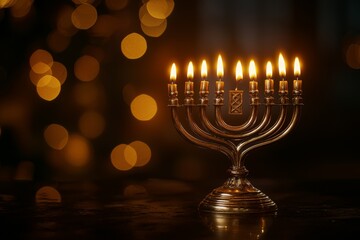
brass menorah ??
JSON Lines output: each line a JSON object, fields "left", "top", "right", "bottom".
{"left": 168, "top": 54, "right": 303, "bottom": 214}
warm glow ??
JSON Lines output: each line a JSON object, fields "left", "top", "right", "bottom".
{"left": 294, "top": 57, "right": 301, "bottom": 77}
{"left": 130, "top": 94, "right": 158, "bottom": 121}
{"left": 123, "top": 184, "right": 148, "bottom": 197}
{"left": 44, "top": 123, "right": 69, "bottom": 150}
{"left": 170, "top": 63, "right": 176, "bottom": 81}
{"left": 71, "top": 3, "right": 98, "bottom": 30}
{"left": 249, "top": 60, "right": 257, "bottom": 80}
{"left": 105, "top": 0, "right": 128, "bottom": 10}
{"left": 74, "top": 55, "right": 100, "bottom": 81}
{"left": 278, "top": 53, "right": 286, "bottom": 77}
{"left": 141, "top": 19, "right": 167, "bottom": 37}
{"left": 201, "top": 60, "right": 207, "bottom": 79}
{"left": 139, "top": 4, "right": 165, "bottom": 27}
{"left": 29, "top": 49, "right": 53, "bottom": 74}
{"left": 266, "top": 61, "right": 273, "bottom": 78}
{"left": 129, "top": 140, "right": 152, "bottom": 167}
{"left": 217, "top": 54, "right": 224, "bottom": 78}
{"left": 35, "top": 186, "right": 62, "bottom": 203}
{"left": 146, "top": 0, "right": 174, "bottom": 19}
{"left": 236, "top": 61, "right": 243, "bottom": 81}
{"left": 111, "top": 144, "right": 137, "bottom": 171}
{"left": 121, "top": 33, "right": 147, "bottom": 59}
{"left": 36, "top": 75, "right": 61, "bottom": 101}
{"left": 78, "top": 111, "right": 105, "bottom": 139}
{"left": 64, "top": 134, "right": 91, "bottom": 167}
{"left": 187, "top": 61, "right": 194, "bottom": 79}
{"left": 51, "top": 61, "right": 68, "bottom": 85}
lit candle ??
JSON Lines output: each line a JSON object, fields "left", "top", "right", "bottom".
{"left": 168, "top": 63, "right": 178, "bottom": 97}
{"left": 199, "top": 60, "right": 209, "bottom": 94}
{"left": 293, "top": 57, "right": 302, "bottom": 92}
{"left": 265, "top": 61, "right": 274, "bottom": 94}
{"left": 185, "top": 61, "right": 194, "bottom": 94}
{"left": 235, "top": 60, "right": 243, "bottom": 90}
{"left": 249, "top": 60, "right": 258, "bottom": 93}
{"left": 216, "top": 54, "right": 224, "bottom": 93}
{"left": 278, "top": 53, "right": 288, "bottom": 94}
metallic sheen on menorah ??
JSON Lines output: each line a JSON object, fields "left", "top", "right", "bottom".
{"left": 167, "top": 53, "right": 303, "bottom": 214}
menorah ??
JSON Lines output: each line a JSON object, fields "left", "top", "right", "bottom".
{"left": 168, "top": 53, "right": 303, "bottom": 214}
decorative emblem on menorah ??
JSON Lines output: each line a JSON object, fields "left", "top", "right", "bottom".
{"left": 168, "top": 53, "right": 303, "bottom": 214}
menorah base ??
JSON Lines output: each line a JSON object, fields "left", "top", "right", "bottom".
{"left": 198, "top": 177, "right": 277, "bottom": 214}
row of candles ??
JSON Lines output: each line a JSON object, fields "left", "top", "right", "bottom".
{"left": 168, "top": 53, "right": 302, "bottom": 98}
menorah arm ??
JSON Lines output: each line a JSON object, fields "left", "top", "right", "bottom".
{"left": 200, "top": 105, "right": 272, "bottom": 139}
{"left": 170, "top": 106, "right": 234, "bottom": 160}
{"left": 186, "top": 106, "right": 237, "bottom": 160}
{"left": 239, "top": 105, "right": 301, "bottom": 162}
{"left": 215, "top": 105, "right": 258, "bottom": 131}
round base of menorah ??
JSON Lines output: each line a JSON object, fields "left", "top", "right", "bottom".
{"left": 198, "top": 178, "right": 277, "bottom": 214}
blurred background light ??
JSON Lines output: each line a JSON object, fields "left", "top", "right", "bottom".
{"left": 129, "top": 140, "right": 151, "bottom": 167}
{"left": 35, "top": 186, "right": 62, "bottom": 203}
{"left": 71, "top": 3, "right": 98, "bottom": 30}
{"left": 130, "top": 94, "right": 157, "bottom": 121}
{"left": 105, "top": 0, "right": 128, "bottom": 11}
{"left": 36, "top": 75, "right": 61, "bottom": 101}
{"left": 44, "top": 123, "right": 69, "bottom": 150}
{"left": 110, "top": 144, "right": 137, "bottom": 171}
{"left": 29, "top": 49, "right": 53, "bottom": 74}
{"left": 121, "top": 32, "right": 147, "bottom": 59}
{"left": 64, "top": 134, "right": 91, "bottom": 167}
{"left": 78, "top": 110, "right": 105, "bottom": 139}
{"left": 74, "top": 55, "right": 100, "bottom": 82}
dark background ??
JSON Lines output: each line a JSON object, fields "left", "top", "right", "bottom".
{"left": 0, "top": 0, "right": 359, "bottom": 186}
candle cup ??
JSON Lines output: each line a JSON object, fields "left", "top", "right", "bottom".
{"left": 249, "top": 80, "right": 258, "bottom": 94}
{"left": 293, "top": 79, "right": 302, "bottom": 94}
{"left": 279, "top": 80, "right": 288, "bottom": 95}
{"left": 265, "top": 79, "right": 274, "bottom": 94}
{"left": 200, "top": 80, "right": 209, "bottom": 95}
{"left": 185, "top": 81, "right": 194, "bottom": 95}
{"left": 215, "top": 81, "right": 224, "bottom": 94}
{"left": 168, "top": 83, "right": 178, "bottom": 97}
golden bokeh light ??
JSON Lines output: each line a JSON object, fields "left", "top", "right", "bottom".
{"left": 123, "top": 184, "right": 148, "bottom": 198}
{"left": 36, "top": 75, "right": 61, "bottom": 101}
{"left": 47, "top": 30, "right": 71, "bottom": 53}
{"left": 35, "top": 186, "right": 62, "bottom": 203}
{"left": 29, "top": 49, "right": 53, "bottom": 74}
{"left": 74, "top": 55, "right": 100, "bottom": 81}
{"left": 29, "top": 68, "right": 51, "bottom": 86}
{"left": 140, "top": 19, "right": 167, "bottom": 37}
{"left": 44, "top": 123, "right": 69, "bottom": 150}
{"left": 78, "top": 111, "right": 105, "bottom": 139}
{"left": 130, "top": 94, "right": 157, "bottom": 121}
{"left": 111, "top": 144, "right": 137, "bottom": 171}
{"left": 0, "top": 0, "right": 17, "bottom": 8}
{"left": 129, "top": 141, "right": 151, "bottom": 167}
{"left": 89, "top": 14, "right": 117, "bottom": 38}
{"left": 146, "top": 0, "right": 174, "bottom": 20}
{"left": 139, "top": 4, "right": 165, "bottom": 27}
{"left": 71, "top": 3, "right": 98, "bottom": 30}
{"left": 64, "top": 134, "right": 91, "bottom": 167}
{"left": 346, "top": 43, "right": 360, "bottom": 69}
{"left": 121, "top": 33, "right": 147, "bottom": 59}
{"left": 51, "top": 61, "right": 67, "bottom": 85}
{"left": 10, "top": 0, "right": 33, "bottom": 18}
{"left": 105, "top": 0, "right": 128, "bottom": 11}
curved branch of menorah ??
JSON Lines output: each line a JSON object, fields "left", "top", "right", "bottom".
{"left": 170, "top": 106, "right": 234, "bottom": 160}
{"left": 215, "top": 105, "right": 258, "bottom": 131}
{"left": 185, "top": 106, "right": 237, "bottom": 163}
{"left": 200, "top": 105, "right": 272, "bottom": 140}
{"left": 239, "top": 104, "right": 301, "bottom": 163}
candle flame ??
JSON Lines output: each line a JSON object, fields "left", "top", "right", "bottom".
{"left": 249, "top": 60, "right": 257, "bottom": 80}
{"left": 266, "top": 61, "right": 272, "bottom": 78}
{"left": 187, "top": 61, "right": 194, "bottom": 80}
{"left": 217, "top": 54, "right": 224, "bottom": 78}
{"left": 201, "top": 60, "right": 207, "bottom": 79}
{"left": 278, "top": 53, "right": 286, "bottom": 77}
{"left": 294, "top": 57, "right": 301, "bottom": 77}
{"left": 170, "top": 63, "right": 176, "bottom": 81}
{"left": 236, "top": 61, "right": 243, "bottom": 81}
